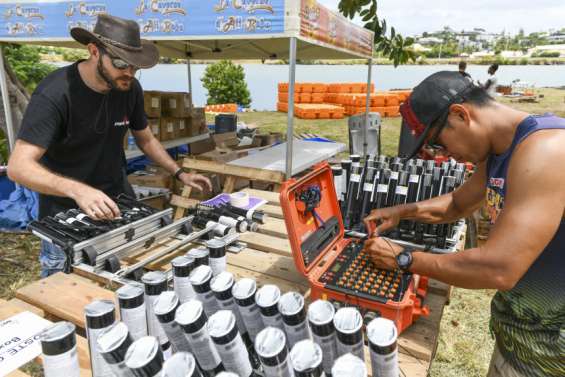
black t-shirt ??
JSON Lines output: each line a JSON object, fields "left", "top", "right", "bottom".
{"left": 17, "top": 61, "right": 147, "bottom": 218}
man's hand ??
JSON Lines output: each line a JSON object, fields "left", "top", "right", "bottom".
{"left": 73, "top": 186, "right": 120, "bottom": 220}
{"left": 362, "top": 237, "right": 403, "bottom": 270}
{"left": 363, "top": 207, "right": 403, "bottom": 236}
{"left": 179, "top": 172, "right": 212, "bottom": 192}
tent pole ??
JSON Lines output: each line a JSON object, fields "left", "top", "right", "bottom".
{"left": 0, "top": 46, "right": 15, "bottom": 152}
{"left": 186, "top": 58, "right": 193, "bottom": 96}
{"left": 363, "top": 58, "right": 373, "bottom": 158}
{"left": 285, "top": 37, "right": 297, "bottom": 179}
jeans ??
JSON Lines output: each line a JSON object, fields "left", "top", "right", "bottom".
{"left": 39, "top": 240, "right": 67, "bottom": 278}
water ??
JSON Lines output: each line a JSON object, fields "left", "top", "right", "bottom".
{"left": 135, "top": 63, "right": 565, "bottom": 111}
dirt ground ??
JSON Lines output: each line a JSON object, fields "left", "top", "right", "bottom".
{"left": 2, "top": 87, "right": 563, "bottom": 377}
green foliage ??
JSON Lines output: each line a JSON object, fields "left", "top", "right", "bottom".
{"left": 532, "top": 51, "right": 560, "bottom": 58}
{"left": 61, "top": 48, "right": 88, "bottom": 62}
{"left": 338, "top": 0, "right": 416, "bottom": 67}
{"left": 4, "top": 45, "right": 55, "bottom": 92}
{"left": 201, "top": 60, "right": 251, "bottom": 107}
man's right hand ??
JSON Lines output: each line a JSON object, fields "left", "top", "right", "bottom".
{"left": 73, "top": 186, "right": 121, "bottom": 220}
{"left": 363, "top": 206, "right": 404, "bottom": 236}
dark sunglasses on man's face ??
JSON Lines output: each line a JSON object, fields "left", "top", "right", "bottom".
{"left": 425, "top": 112, "right": 449, "bottom": 151}
{"left": 99, "top": 47, "right": 138, "bottom": 71}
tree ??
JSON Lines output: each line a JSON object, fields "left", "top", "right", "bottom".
{"left": 201, "top": 60, "right": 251, "bottom": 107}
{"left": 338, "top": 0, "right": 416, "bottom": 66}
{"left": 4, "top": 45, "right": 55, "bottom": 92}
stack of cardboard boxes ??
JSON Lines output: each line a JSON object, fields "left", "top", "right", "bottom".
{"left": 141, "top": 90, "right": 208, "bottom": 143}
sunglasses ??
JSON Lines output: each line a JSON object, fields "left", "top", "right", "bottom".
{"left": 99, "top": 46, "right": 138, "bottom": 71}
{"left": 425, "top": 111, "right": 449, "bottom": 151}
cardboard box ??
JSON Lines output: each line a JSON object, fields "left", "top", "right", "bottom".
{"left": 212, "top": 131, "right": 237, "bottom": 147}
{"left": 188, "top": 116, "right": 207, "bottom": 137}
{"left": 197, "top": 149, "right": 244, "bottom": 164}
{"left": 148, "top": 118, "right": 161, "bottom": 140}
{"left": 128, "top": 170, "right": 172, "bottom": 189}
{"left": 177, "top": 118, "right": 188, "bottom": 138}
{"left": 256, "top": 132, "right": 282, "bottom": 146}
{"left": 160, "top": 118, "right": 176, "bottom": 141}
{"left": 143, "top": 91, "right": 162, "bottom": 118}
{"left": 162, "top": 92, "right": 192, "bottom": 117}
{"left": 189, "top": 136, "right": 215, "bottom": 155}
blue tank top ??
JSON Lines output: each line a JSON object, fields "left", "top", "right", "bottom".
{"left": 486, "top": 114, "right": 565, "bottom": 377}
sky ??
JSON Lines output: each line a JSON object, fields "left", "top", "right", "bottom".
{"left": 317, "top": 0, "right": 565, "bottom": 37}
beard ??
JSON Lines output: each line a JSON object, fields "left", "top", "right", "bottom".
{"left": 97, "top": 58, "right": 133, "bottom": 92}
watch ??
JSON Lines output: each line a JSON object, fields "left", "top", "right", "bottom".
{"left": 395, "top": 247, "right": 414, "bottom": 271}
{"left": 174, "top": 168, "right": 185, "bottom": 181}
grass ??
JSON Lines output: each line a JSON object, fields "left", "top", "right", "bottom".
{"left": 3, "top": 87, "right": 564, "bottom": 376}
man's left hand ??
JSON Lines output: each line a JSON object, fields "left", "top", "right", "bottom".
{"left": 362, "top": 237, "right": 403, "bottom": 270}
{"left": 178, "top": 172, "right": 212, "bottom": 192}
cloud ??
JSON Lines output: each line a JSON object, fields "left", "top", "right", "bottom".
{"left": 317, "top": 0, "right": 565, "bottom": 35}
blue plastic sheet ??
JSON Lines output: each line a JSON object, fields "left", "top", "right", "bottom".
{"left": 0, "top": 184, "right": 38, "bottom": 230}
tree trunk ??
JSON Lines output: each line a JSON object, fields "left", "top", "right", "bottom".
{"left": 0, "top": 53, "right": 30, "bottom": 148}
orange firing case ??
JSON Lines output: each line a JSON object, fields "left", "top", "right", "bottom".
{"left": 280, "top": 162, "right": 429, "bottom": 333}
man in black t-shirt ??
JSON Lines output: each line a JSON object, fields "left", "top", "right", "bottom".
{"left": 7, "top": 14, "right": 211, "bottom": 276}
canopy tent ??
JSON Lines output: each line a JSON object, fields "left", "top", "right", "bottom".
{"left": 0, "top": 0, "right": 375, "bottom": 177}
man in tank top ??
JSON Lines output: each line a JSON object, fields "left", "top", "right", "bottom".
{"left": 363, "top": 71, "right": 565, "bottom": 377}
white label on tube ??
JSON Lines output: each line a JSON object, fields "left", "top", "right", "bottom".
{"left": 370, "top": 348, "right": 399, "bottom": 377}
{"left": 161, "top": 320, "right": 192, "bottom": 353}
{"left": 395, "top": 186, "right": 408, "bottom": 196}
{"left": 42, "top": 345, "right": 80, "bottom": 377}
{"left": 87, "top": 327, "right": 114, "bottom": 377}
{"left": 262, "top": 357, "right": 293, "bottom": 377}
{"left": 377, "top": 184, "right": 388, "bottom": 193}
{"left": 145, "top": 295, "right": 169, "bottom": 346}
{"left": 219, "top": 299, "right": 247, "bottom": 335}
{"left": 261, "top": 313, "right": 284, "bottom": 331}
{"left": 239, "top": 304, "right": 263, "bottom": 340}
{"left": 364, "top": 183, "right": 374, "bottom": 192}
{"left": 284, "top": 321, "right": 311, "bottom": 348}
{"left": 337, "top": 339, "right": 365, "bottom": 362}
{"left": 209, "top": 256, "right": 227, "bottom": 276}
{"left": 409, "top": 175, "right": 420, "bottom": 184}
{"left": 390, "top": 171, "right": 399, "bottom": 180}
{"left": 197, "top": 291, "right": 220, "bottom": 317}
{"left": 350, "top": 174, "right": 361, "bottom": 183}
{"left": 185, "top": 326, "right": 221, "bottom": 371}
{"left": 174, "top": 276, "right": 196, "bottom": 304}
{"left": 215, "top": 333, "right": 251, "bottom": 377}
{"left": 120, "top": 303, "right": 148, "bottom": 340}
{"left": 313, "top": 333, "right": 337, "bottom": 374}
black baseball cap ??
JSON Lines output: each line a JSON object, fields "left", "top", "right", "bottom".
{"left": 400, "top": 71, "right": 476, "bottom": 158}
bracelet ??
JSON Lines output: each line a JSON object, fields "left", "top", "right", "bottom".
{"left": 174, "top": 168, "right": 185, "bottom": 181}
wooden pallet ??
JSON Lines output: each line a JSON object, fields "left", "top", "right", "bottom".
{"left": 11, "top": 189, "right": 459, "bottom": 377}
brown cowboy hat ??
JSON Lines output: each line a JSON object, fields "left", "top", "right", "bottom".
{"left": 71, "top": 14, "right": 159, "bottom": 69}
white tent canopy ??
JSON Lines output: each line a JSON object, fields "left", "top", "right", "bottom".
{"left": 0, "top": 0, "right": 375, "bottom": 176}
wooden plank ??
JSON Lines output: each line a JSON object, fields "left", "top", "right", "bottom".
{"left": 364, "top": 346, "right": 428, "bottom": 377}
{"left": 261, "top": 204, "right": 283, "bottom": 219}
{"left": 257, "top": 217, "right": 288, "bottom": 239}
{"left": 239, "top": 232, "right": 291, "bottom": 256}
{"left": 183, "top": 158, "right": 285, "bottom": 184}
{"left": 170, "top": 194, "right": 199, "bottom": 210}
{"left": 223, "top": 176, "right": 237, "bottom": 193}
{"left": 7, "top": 298, "right": 45, "bottom": 318}
{"left": 241, "top": 188, "right": 280, "bottom": 205}
{"left": 16, "top": 273, "right": 116, "bottom": 330}
{"left": 227, "top": 248, "right": 307, "bottom": 288}
{"left": 397, "top": 292, "right": 448, "bottom": 361}
{"left": 174, "top": 186, "right": 192, "bottom": 220}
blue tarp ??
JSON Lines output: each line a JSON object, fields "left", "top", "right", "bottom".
{"left": 0, "top": 184, "right": 38, "bottom": 230}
